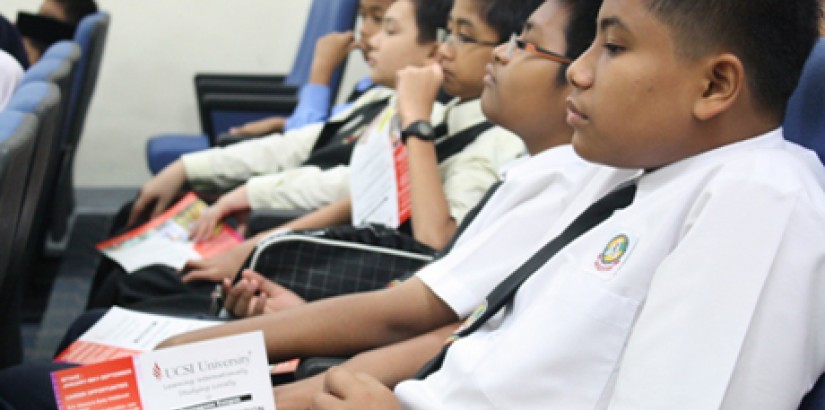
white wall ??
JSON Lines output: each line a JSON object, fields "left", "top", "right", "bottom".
{"left": 1, "top": 1, "right": 369, "bottom": 187}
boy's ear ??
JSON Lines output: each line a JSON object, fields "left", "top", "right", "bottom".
{"left": 693, "top": 53, "right": 745, "bottom": 121}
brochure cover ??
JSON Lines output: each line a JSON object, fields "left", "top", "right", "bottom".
{"left": 52, "top": 332, "right": 276, "bottom": 410}
{"left": 96, "top": 193, "right": 242, "bottom": 273}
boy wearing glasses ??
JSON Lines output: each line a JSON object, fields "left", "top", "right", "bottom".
{"left": 185, "top": 0, "right": 825, "bottom": 408}
{"left": 308, "top": 0, "right": 825, "bottom": 407}
{"left": 89, "top": 0, "right": 537, "bottom": 310}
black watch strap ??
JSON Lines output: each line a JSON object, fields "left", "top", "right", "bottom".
{"left": 401, "top": 120, "right": 436, "bottom": 144}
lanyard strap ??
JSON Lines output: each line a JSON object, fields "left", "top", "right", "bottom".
{"left": 414, "top": 181, "right": 638, "bottom": 379}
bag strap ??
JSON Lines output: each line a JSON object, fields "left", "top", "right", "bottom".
{"left": 414, "top": 181, "right": 638, "bottom": 379}
{"left": 434, "top": 121, "right": 494, "bottom": 163}
{"left": 303, "top": 97, "right": 392, "bottom": 169}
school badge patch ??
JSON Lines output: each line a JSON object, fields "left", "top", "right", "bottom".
{"left": 447, "top": 300, "right": 488, "bottom": 345}
{"left": 594, "top": 234, "right": 630, "bottom": 272}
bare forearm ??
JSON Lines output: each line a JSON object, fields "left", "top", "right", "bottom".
{"left": 281, "top": 197, "right": 352, "bottom": 232}
{"left": 273, "top": 323, "right": 458, "bottom": 410}
{"left": 339, "top": 322, "right": 458, "bottom": 387}
{"left": 406, "top": 139, "right": 456, "bottom": 250}
{"left": 160, "top": 278, "right": 457, "bottom": 363}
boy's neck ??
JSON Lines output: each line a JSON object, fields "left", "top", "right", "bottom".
{"left": 523, "top": 130, "right": 572, "bottom": 156}
{"left": 700, "top": 101, "right": 781, "bottom": 151}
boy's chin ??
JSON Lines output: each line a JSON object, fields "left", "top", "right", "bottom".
{"left": 368, "top": 72, "right": 394, "bottom": 89}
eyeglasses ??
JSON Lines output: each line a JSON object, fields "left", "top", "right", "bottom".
{"left": 437, "top": 28, "right": 499, "bottom": 49}
{"left": 504, "top": 33, "right": 572, "bottom": 64}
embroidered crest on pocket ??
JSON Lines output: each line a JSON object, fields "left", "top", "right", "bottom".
{"left": 594, "top": 234, "right": 630, "bottom": 272}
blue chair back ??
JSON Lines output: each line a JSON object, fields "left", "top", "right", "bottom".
{"left": 284, "top": 0, "right": 360, "bottom": 93}
{"left": 49, "top": 12, "right": 109, "bottom": 241}
{"left": 20, "top": 57, "right": 73, "bottom": 142}
{"left": 41, "top": 40, "right": 82, "bottom": 63}
{"left": 784, "top": 38, "right": 825, "bottom": 163}
{"left": 5, "top": 82, "right": 62, "bottom": 278}
{"left": 66, "top": 12, "right": 109, "bottom": 147}
{"left": 0, "top": 110, "right": 39, "bottom": 369}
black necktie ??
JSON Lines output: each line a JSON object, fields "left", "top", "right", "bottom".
{"left": 414, "top": 181, "right": 638, "bottom": 379}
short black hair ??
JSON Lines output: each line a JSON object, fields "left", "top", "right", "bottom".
{"left": 475, "top": 0, "right": 545, "bottom": 43}
{"left": 410, "top": 0, "right": 452, "bottom": 44}
{"left": 52, "top": 0, "right": 99, "bottom": 26}
{"left": 555, "top": 0, "right": 603, "bottom": 85}
{"left": 645, "top": 0, "right": 822, "bottom": 119}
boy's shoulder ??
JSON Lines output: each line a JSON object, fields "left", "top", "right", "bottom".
{"left": 674, "top": 129, "right": 825, "bottom": 213}
{"left": 327, "top": 87, "right": 396, "bottom": 122}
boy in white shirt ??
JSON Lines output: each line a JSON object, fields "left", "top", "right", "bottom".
{"left": 310, "top": 0, "right": 825, "bottom": 408}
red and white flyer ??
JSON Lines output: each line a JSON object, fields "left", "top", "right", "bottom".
{"left": 349, "top": 106, "right": 411, "bottom": 228}
{"left": 52, "top": 331, "right": 276, "bottom": 410}
{"left": 54, "top": 307, "right": 221, "bottom": 365}
{"left": 96, "top": 193, "right": 242, "bottom": 273}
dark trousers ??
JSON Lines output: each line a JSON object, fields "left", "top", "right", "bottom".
{"left": 0, "top": 310, "right": 104, "bottom": 410}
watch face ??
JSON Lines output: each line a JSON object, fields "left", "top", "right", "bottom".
{"left": 404, "top": 120, "right": 435, "bottom": 141}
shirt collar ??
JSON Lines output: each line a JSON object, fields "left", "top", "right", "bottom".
{"left": 640, "top": 127, "right": 785, "bottom": 188}
{"left": 502, "top": 144, "right": 582, "bottom": 181}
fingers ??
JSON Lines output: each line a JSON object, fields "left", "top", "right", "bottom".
{"left": 179, "top": 260, "right": 214, "bottom": 283}
{"left": 251, "top": 293, "right": 268, "bottom": 316}
{"left": 310, "top": 368, "right": 399, "bottom": 410}
{"left": 180, "top": 269, "right": 212, "bottom": 284}
{"left": 309, "top": 392, "right": 341, "bottom": 410}
{"left": 323, "top": 367, "right": 355, "bottom": 400}
{"left": 243, "top": 270, "right": 284, "bottom": 295}
{"left": 230, "top": 279, "right": 258, "bottom": 317}
{"left": 152, "top": 195, "right": 168, "bottom": 219}
{"left": 127, "top": 194, "right": 150, "bottom": 227}
{"left": 189, "top": 212, "right": 218, "bottom": 242}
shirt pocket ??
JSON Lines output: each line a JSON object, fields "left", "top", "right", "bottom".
{"left": 475, "top": 272, "right": 642, "bottom": 410}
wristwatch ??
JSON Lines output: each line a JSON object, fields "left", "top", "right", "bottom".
{"left": 401, "top": 120, "right": 436, "bottom": 144}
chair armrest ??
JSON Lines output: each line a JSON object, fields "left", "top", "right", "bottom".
{"left": 202, "top": 93, "right": 300, "bottom": 113}
{"left": 295, "top": 357, "right": 348, "bottom": 380}
{"left": 247, "top": 208, "right": 311, "bottom": 237}
{"left": 195, "top": 74, "right": 298, "bottom": 97}
{"left": 195, "top": 73, "right": 287, "bottom": 87}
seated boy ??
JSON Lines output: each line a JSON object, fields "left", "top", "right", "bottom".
{"left": 90, "top": 0, "right": 530, "bottom": 309}
{"left": 0, "top": 0, "right": 595, "bottom": 407}
{"left": 312, "top": 0, "right": 825, "bottom": 408}
{"left": 168, "top": 0, "right": 825, "bottom": 408}
{"left": 185, "top": 1, "right": 394, "bottom": 140}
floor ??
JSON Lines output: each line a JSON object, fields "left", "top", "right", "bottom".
{"left": 21, "top": 187, "right": 137, "bottom": 361}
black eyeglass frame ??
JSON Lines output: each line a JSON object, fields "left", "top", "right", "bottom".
{"left": 437, "top": 27, "right": 500, "bottom": 48}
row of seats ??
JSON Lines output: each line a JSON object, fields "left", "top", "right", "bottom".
{"left": 0, "top": 11, "right": 109, "bottom": 369}
{"left": 145, "top": 0, "right": 359, "bottom": 174}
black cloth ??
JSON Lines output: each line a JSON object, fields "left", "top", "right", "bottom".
{"left": 303, "top": 97, "right": 391, "bottom": 169}
{"left": 415, "top": 181, "right": 638, "bottom": 379}
{"left": 0, "top": 14, "right": 28, "bottom": 69}
{"left": 15, "top": 12, "right": 74, "bottom": 53}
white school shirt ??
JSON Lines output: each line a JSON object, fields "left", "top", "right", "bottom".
{"left": 180, "top": 86, "right": 396, "bottom": 203}
{"left": 244, "top": 98, "right": 524, "bottom": 221}
{"left": 428, "top": 98, "right": 525, "bottom": 223}
{"left": 0, "top": 50, "right": 23, "bottom": 110}
{"left": 415, "top": 144, "right": 629, "bottom": 316}
{"left": 396, "top": 129, "right": 825, "bottom": 409}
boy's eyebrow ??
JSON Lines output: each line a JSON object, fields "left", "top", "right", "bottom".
{"left": 599, "top": 16, "right": 630, "bottom": 33}
{"left": 453, "top": 17, "right": 476, "bottom": 31}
